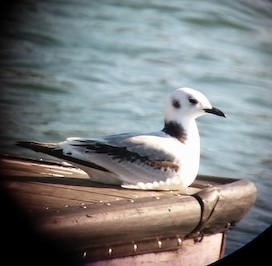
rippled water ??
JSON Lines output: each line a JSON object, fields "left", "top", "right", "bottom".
{"left": 0, "top": 0, "right": 271, "bottom": 257}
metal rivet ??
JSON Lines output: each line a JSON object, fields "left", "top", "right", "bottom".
{"left": 177, "top": 237, "right": 182, "bottom": 246}
{"left": 133, "top": 244, "right": 137, "bottom": 252}
{"left": 83, "top": 251, "right": 87, "bottom": 258}
{"left": 158, "top": 240, "right": 162, "bottom": 248}
{"left": 108, "top": 248, "right": 113, "bottom": 256}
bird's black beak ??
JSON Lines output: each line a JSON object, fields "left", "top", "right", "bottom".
{"left": 204, "top": 107, "right": 226, "bottom": 117}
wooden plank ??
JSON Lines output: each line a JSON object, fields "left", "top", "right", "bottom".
{"left": 35, "top": 193, "right": 201, "bottom": 248}
{"left": 0, "top": 156, "right": 257, "bottom": 263}
{"left": 0, "top": 156, "right": 200, "bottom": 212}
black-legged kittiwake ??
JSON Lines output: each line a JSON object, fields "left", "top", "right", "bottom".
{"left": 17, "top": 87, "right": 225, "bottom": 190}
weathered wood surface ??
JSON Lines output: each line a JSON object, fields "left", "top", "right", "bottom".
{"left": 0, "top": 155, "right": 257, "bottom": 264}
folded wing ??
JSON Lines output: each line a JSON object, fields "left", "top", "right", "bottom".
{"left": 17, "top": 132, "right": 184, "bottom": 189}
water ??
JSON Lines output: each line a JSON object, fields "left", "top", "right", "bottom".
{"left": 0, "top": 0, "right": 271, "bottom": 257}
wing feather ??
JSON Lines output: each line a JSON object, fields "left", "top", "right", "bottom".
{"left": 17, "top": 132, "right": 185, "bottom": 188}
{"left": 62, "top": 133, "right": 183, "bottom": 185}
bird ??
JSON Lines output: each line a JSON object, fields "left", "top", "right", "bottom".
{"left": 17, "top": 87, "right": 225, "bottom": 190}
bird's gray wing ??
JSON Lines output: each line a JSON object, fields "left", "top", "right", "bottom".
{"left": 62, "top": 133, "right": 183, "bottom": 186}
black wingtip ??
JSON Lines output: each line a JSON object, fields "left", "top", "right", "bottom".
{"left": 16, "top": 141, "right": 44, "bottom": 150}
{"left": 16, "top": 141, "right": 59, "bottom": 153}
{"left": 16, "top": 141, "right": 35, "bottom": 148}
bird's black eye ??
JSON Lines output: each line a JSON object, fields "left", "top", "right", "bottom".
{"left": 188, "top": 97, "right": 198, "bottom": 105}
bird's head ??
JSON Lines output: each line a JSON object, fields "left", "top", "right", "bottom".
{"left": 164, "top": 87, "right": 225, "bottom": 123}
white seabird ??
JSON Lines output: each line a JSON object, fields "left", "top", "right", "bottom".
{"left": 17, "top": 87, "right": 225, "bottom": 190}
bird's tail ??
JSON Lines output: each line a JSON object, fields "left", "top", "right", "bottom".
{"left": 16, "top": 141, "right": 60, "bottom": 156}
{"left": 16, "top": 140, "right": 114, "bottom": 175}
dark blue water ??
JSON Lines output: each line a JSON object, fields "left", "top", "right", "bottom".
{"left": 1, "top": 0, "right": 271, "bottom": 257}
